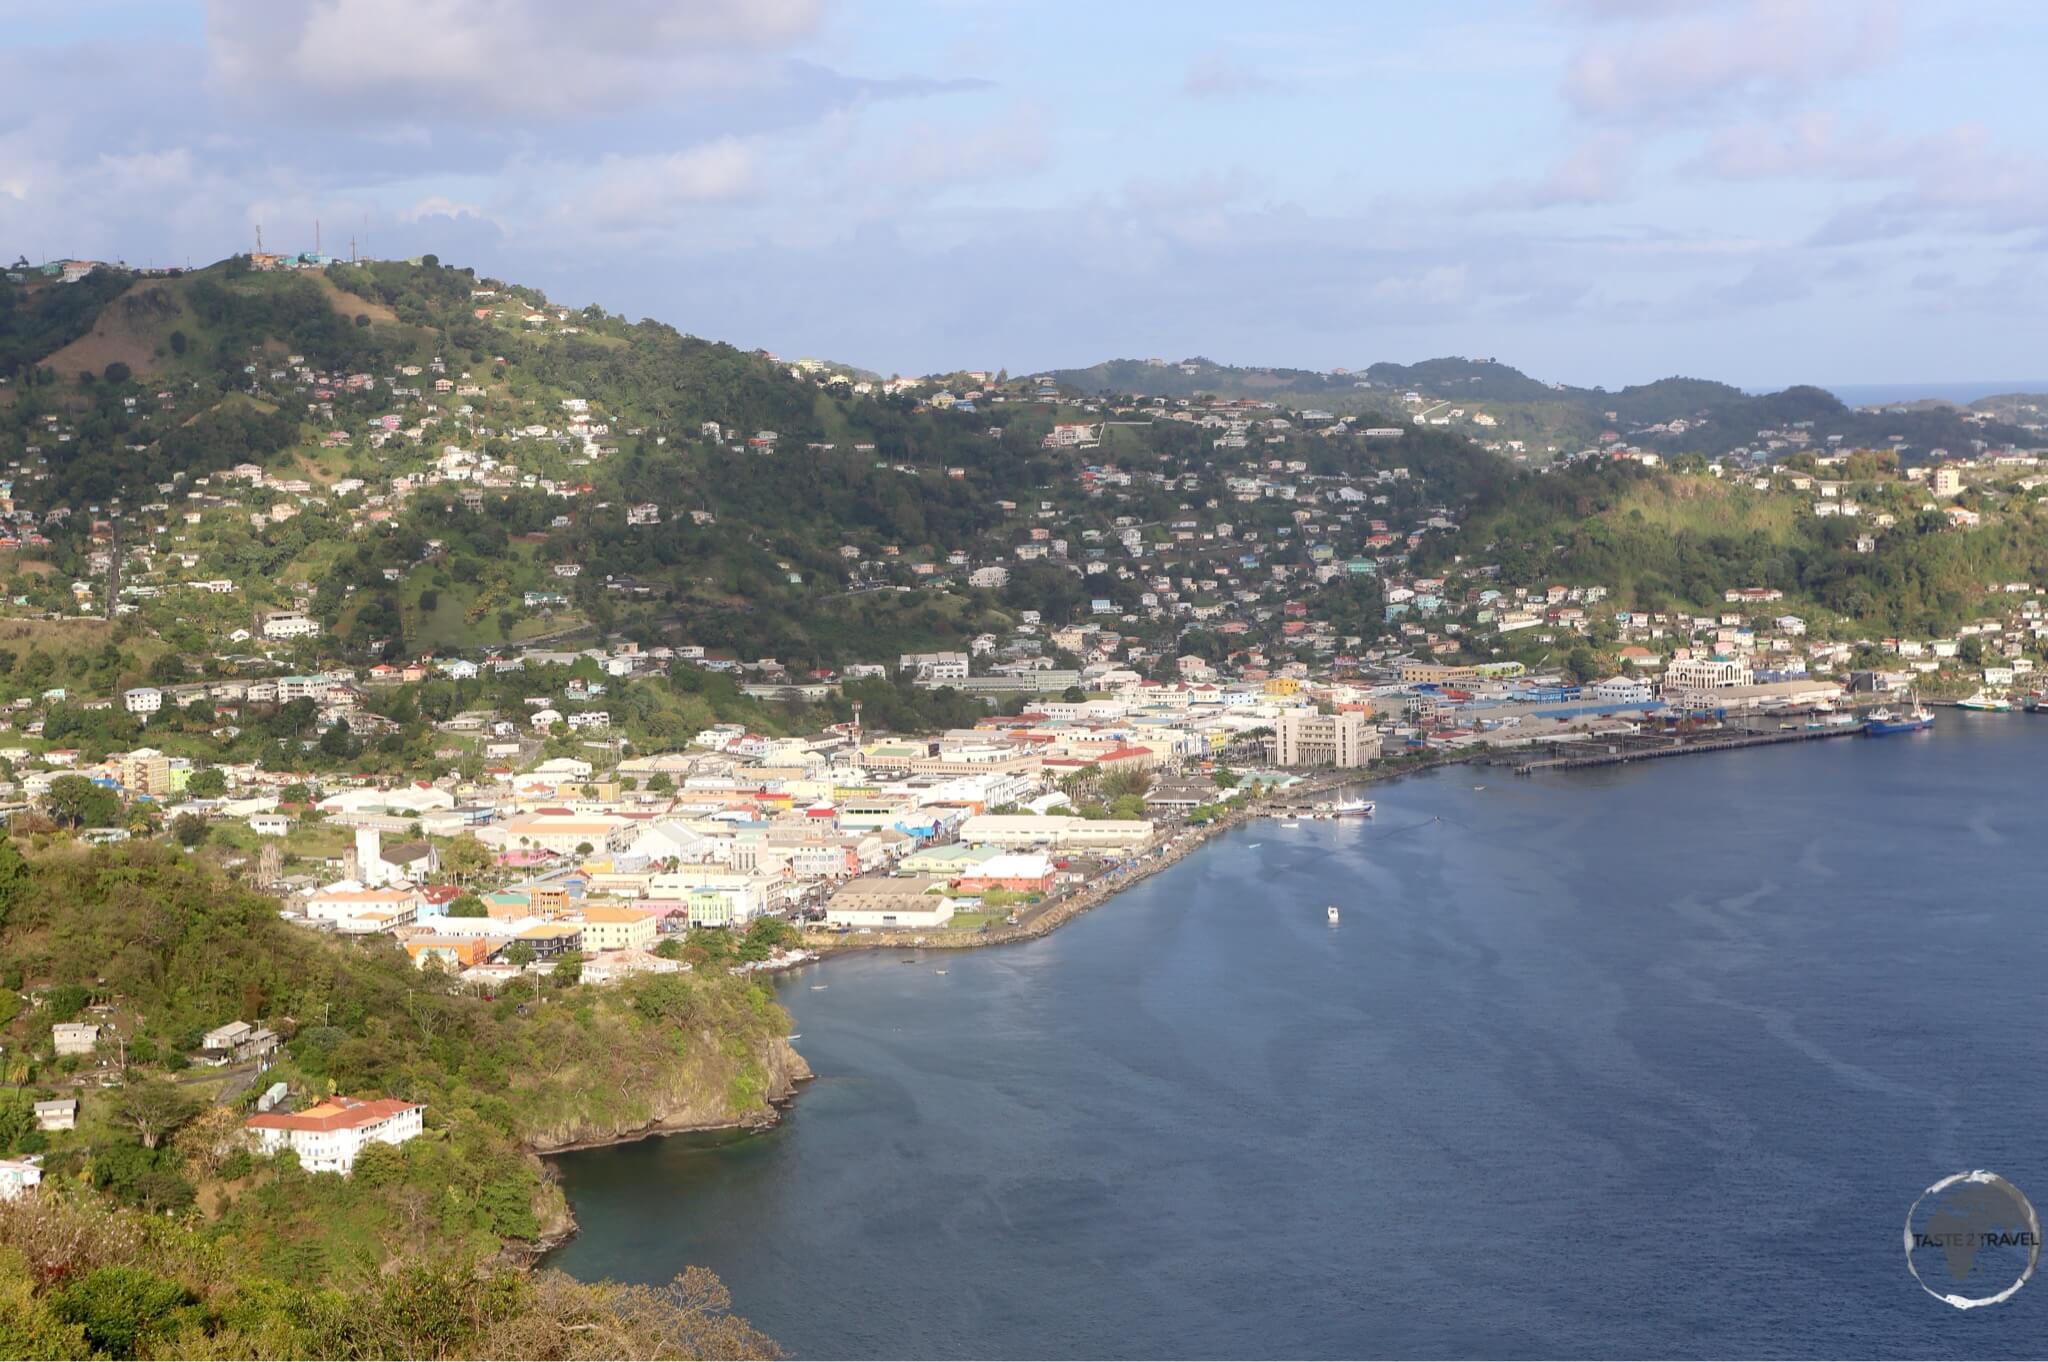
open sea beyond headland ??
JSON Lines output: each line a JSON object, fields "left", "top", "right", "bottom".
{"left": 548, "top": 715, "right": 2048, "bottom": 1358}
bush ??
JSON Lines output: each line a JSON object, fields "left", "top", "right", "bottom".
{"left": 52, "top": 1266, "right": 193, "bottom": 1358}
{"left": 41, "top": 984, "right": 90, "bottom": 1023}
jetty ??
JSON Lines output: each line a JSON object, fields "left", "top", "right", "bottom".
{"left": 1511, "top": 722, "right": 1862, "bottom": 775}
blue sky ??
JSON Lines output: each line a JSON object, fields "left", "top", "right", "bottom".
{"left": 5, "top": 0, "right": 2047, "bottom": 388}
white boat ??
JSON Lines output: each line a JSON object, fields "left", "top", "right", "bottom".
{"left": 1247, "top": 842, "right": 1262, "bottom": 849}
{"left": 810, "top": 984, "right": 828, "bottom": 991}
{"left": 934, "top": 969, "right": 947, "bottom": 975}
{"left": 1330, "top": 798, "right": 1376, "bottom": 817}
{"left": 1280, "top": 821, "right": 1299, "bottom": 828}
{"left": 1326, "top": 905, "right": 1340, "bottom": 923}
{"left": 1956, "top": 690, "right": 2012, "bottom": 712}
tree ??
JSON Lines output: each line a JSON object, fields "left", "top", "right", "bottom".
{"left": 279, "top": 782, "right": 311, "bottom": 806}
{"left": 438, "top": 836, "right": 491, "bottom": 882}
{"left": 185, "top": 768, "right": 226, "bottom": 798}
{"left": 504, "top": 940, "right": 535, "bottom": 970}
{"left": 0, "top": 838, "right": 27, "bottom": 930}
{"left": 551, "top": 951, "right": 583, "bottom": 986}
{"left": 113, "top": 1082, "right": 198, "bottom": 1150}
{"left": 647, "top": 772, "right": 674, "bottom": 794}
{"left": 318, "top": 718, "right": 356, "bottom": 759}
{"left": 146, "top": 653, "right": 185, "bottom": 685}
{"left": 168, "top": 813, "right": 209, "bottom": 847}
{"left": 102, "top": 361, "right": 132, "bottom": 385}
{"left": 446, "top": 893, "right": 486, "bottom": 918}
{"left": 44, "top": 775, "right": 121, "bottom": 830}
{"left": 52, "top": 1266, "right": 193, "bottom": 1359}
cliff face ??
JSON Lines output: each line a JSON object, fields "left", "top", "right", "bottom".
{"left": 519, "top": 1030, "right": 812, "bottom": 1154}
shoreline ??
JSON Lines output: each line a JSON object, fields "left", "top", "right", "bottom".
{"left": 796, "top": 755, "right": 1473, "bottom": 958}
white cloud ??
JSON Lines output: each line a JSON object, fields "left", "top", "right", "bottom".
{"left": 1563, "top": 0, "right": 1897, "bottom": 120}
{"left": 206, "top": 0, "right": 826, "bottom": 120}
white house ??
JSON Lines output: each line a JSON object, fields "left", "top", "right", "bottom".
{"left": 261, "top": 613, "right": 321, "bottom": 640}
{"left": 123, "top": 687, "right": 163, "bottom": 716}
{"left": 243, "top": 1097, "right": 424, "bottom": 1174}
{"left": 0, "top": 1157, "right": 41, "bottom": 1200}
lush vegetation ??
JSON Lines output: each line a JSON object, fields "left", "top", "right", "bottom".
{"left": 0, "top": 841, "right": 795, "bottom": 1357}
{"left": 1427, "top": 459, "right": 2048, "bottom": 636}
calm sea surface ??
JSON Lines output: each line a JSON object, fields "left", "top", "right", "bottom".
{"left": 549, "top": 716, "right": 2048, "bottom": 1357}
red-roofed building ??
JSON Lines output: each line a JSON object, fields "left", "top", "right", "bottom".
{"left": 243, "top": 1096, "right": 423, "bottom": 1174}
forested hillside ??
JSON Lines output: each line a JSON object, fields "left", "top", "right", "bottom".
{"left": 0, "top": 841, "right": 793, "bottom": 1358}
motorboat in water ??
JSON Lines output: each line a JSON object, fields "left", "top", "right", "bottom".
{"left": 1326, "top": 905, "right": 1340, "bottom": 924}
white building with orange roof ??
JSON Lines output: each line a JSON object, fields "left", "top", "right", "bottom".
{"left": 243, "top": 1097, "right": 423, "bottom": 1174}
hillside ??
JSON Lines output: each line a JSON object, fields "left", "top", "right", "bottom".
{"left": 0, "top": 254, "right": 1513, "bottom": 680}
{"left": 1420, "top": 455, "right": 2048, "bottom": 639}
{"left": 0, "top": 839, "right": 791, "bottom": 1356}
{"left": 1049, "top": 352, "right": 2034, "bottom": 462}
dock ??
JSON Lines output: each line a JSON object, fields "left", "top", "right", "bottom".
{"left": 1511, "top": 723, "right": 1863, "bottom": 775}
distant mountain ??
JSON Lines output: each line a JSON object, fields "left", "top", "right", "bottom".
{"left": 1048, "top": 353, "right": 2034, "bottom": 460}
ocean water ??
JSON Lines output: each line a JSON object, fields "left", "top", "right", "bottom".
{"left": 548, "top": 715, "right": 2048, "bottom": 1357}
{"left": 1819, "top": 381, "right": 2048, "bottom": 408}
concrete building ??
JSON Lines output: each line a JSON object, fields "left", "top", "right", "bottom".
{"left": 51, "top": 1022, "right": 100, "bottom": 1056}
{"left": 571, "top": 905, "right": 658, "bottom": 953}
{"left": 0, "top": 1157, "right": 41, "bottom": 1200}
{"left": 1663, "top": 656, "right": 1751, "bottom": 692}
{"left": 1275, "top": 709, "right": 1378, "bottom": 768}
{"left": 825, "top": 877, "right": 955, "bottom": 928}
{"left": 243, "top": 1097, "right": 423, "bottom": 1175}
{"left": 956, "top": 814, "right": 1155, "bottom": 852}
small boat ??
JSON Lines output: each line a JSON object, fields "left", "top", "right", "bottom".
{"left": 810, "top": 984, "right": 829, "bottom": 990}
{"left": 1330, "top": 798, "right": 1376, "bottom": 817}
{"left": 2025, "top": 691, "right": 2048, "bottom": 714}
{"left": 1326, "top": 905, "right": 1340, "bottom": 924}
{"left": 1472, "top": 785, "right": 1486, "bottom": 791}
{"left": 934, "top": 969, "right": 947, "bottom": 975}
{"left": 1247, "top": 842, "right": 1262, "bottom": 849}
{"left": 1956, "top": 690, "right": 2012, "bottom": 712}
{"left": 1280, "top": 821, "right": 1299, "bottom": 829}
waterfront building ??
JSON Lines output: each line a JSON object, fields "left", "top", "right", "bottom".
{"left": 1275, "top": 709, "right": 1379, "bottom": 768}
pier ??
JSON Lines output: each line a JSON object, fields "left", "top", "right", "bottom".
{"left": 1511, "top": 722, "right": 1864, "bottom": 775}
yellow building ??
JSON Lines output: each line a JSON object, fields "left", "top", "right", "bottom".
{"left": 1261, "top": 677, "right": 1302, "bottom": 696}
{"left": 573, "top": 905, "right": 658, "bottom": 953}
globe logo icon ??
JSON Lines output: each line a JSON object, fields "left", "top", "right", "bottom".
{"left": 1904, "top": 1171, "right": 2040, "bottom": 1309}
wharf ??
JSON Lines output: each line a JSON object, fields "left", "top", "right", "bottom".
{"left": 1511, "top": 723, "right": 1862, "bottom": 775}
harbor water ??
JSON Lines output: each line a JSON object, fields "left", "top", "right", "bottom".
{"left": 548, "top": 714, "right": 2048, "bottom": 1357}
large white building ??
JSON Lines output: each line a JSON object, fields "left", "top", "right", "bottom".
{"left": 261, "top": 612, "right": 321, "bottom": 640}
{"left": 956, "top": 814, "right": 1155, "bottom": 852}
{"left": 123, "top": 687, "right": 163, "bottom": 716}
{"left": 1663, "top": 656, "right": 1751, "bottom": 692}
{"left": 243, "top": 1097, "right": 423, "bottom": 1174}
{"left": 1589, "top": 676, "right": 1655, "bottom": 703}
{"left": 1275, "top": 708, "right": 1379, "bottom": 769}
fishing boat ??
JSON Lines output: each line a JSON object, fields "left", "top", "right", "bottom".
{"left": 1866, "top": 697, "right": 1934, "bottom": 734}
{"left": 1956, "top": 690, "right": 2012, "bottom": 712}
{"left": 1330, "top": 798, "right": 1376, "bottom": 817}
{"left": 1326, "top": 905, "right": 1340, "bottom": 924}
{"left": 2025, "top": 690, "right": 2048, "bottom": 714}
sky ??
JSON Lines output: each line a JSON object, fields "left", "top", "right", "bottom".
{"left": 5, "top": 0, "right": 2048, "bottom": 389}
